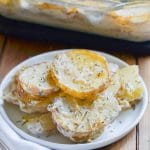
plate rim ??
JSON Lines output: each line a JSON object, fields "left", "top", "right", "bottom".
{"left": 0, "top": 49, "right": 148, "bottom": 150}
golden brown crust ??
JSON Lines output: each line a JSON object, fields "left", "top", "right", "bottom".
{"left": 49, "top": 50, "right": 110, "bottom": 99}
{"left": 37, "top": 3, "right": 66, "bottom": 12}
{"left": 14, "top": 76, "right": 59, "bottom": 113}
{"left": 36, "top": 2, "right": 83, "bottom": 21}
{"left": 16, "top": 80, "right": 59, "bottom": 104}
{"left": 37, "top": 2, "right": 79, "bottom": 16}
{"left": 50, "top": 69, "right": 109, "bottom": 99}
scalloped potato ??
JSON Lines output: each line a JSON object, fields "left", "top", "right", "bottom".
{"left": 50, "top": 50, "right": 110, "bottom": 99}
{"left": 2, "top": 50, "right": 144, "bottom": 143}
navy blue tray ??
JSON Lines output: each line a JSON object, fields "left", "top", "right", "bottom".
{"left": 0, "top": 15, "right": 150, "bottom": 54}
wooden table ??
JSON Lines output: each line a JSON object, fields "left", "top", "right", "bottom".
{"left": 0, "top": 34, "right": 149, "bottom": 150}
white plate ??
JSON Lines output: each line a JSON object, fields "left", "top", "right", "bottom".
{"left": 0, "top": 50, "right": 148, "bottom": 150}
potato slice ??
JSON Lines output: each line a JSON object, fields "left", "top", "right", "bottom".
{"left": 116, "top": 65, "right": 144, "bottom": 109}
{"left": 48, "top": 78, "right": 121, "bottom": 143}
{"left": 50, "top": 50, "right": 110, "bottom": 99}
{"left": 17, "top": 62, "right": 58, "bottom": 98}
{"left": 23, "top": 113, "right": 55, "bottom": 136}
{"left": 48, "top": 96, "right": 120, "bottom": 142}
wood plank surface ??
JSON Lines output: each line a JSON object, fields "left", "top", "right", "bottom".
{"left": 0, "top": 37, "right": 66, "bottom": 79}
{"left": 0, "top": 34, "right": 6, "bottom": 81}
{"left": 138, "top": 56, "right": 150, "bottom": 150}
{"left": 0, "top": 34, "right": 5, "bottom": 50}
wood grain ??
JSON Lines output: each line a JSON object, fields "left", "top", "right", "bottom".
{"left": 0, "top": 37, "right": 66, "bottom": 79}
{"left": 99, "top": 52, "right": 137, "bottom": 150}
{"left": 112, "top": 52, "right": 136, "bottom": 65}
{"left": 0, "top": 34, "right": 5, "bottom": 54}
{"left": 138, "top": 56, "right": 150, "bottom": 150}
{"left": 0, "top": 34, "right": 6, "bottom": 81}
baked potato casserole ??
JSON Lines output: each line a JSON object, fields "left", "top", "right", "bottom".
{"left": 0, "top": 0, "right": 150, "bottom": 41}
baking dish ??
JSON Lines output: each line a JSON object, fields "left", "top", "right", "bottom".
{"left": 0, "top": 0, "right": 150, "bottom": 42}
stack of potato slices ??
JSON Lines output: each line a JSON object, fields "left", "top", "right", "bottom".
{"left": 3, "top": 62, "right": 59, "bottom": 135}
{"left": 3, "top": 49, "right": 144, "bottom": 142}
{"left": 15, "top": 62, "right": 59, "bottom": 113}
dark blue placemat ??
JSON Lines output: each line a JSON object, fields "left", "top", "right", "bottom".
{"left": 0, "top": 15, "right": 150, "bottom": 54}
